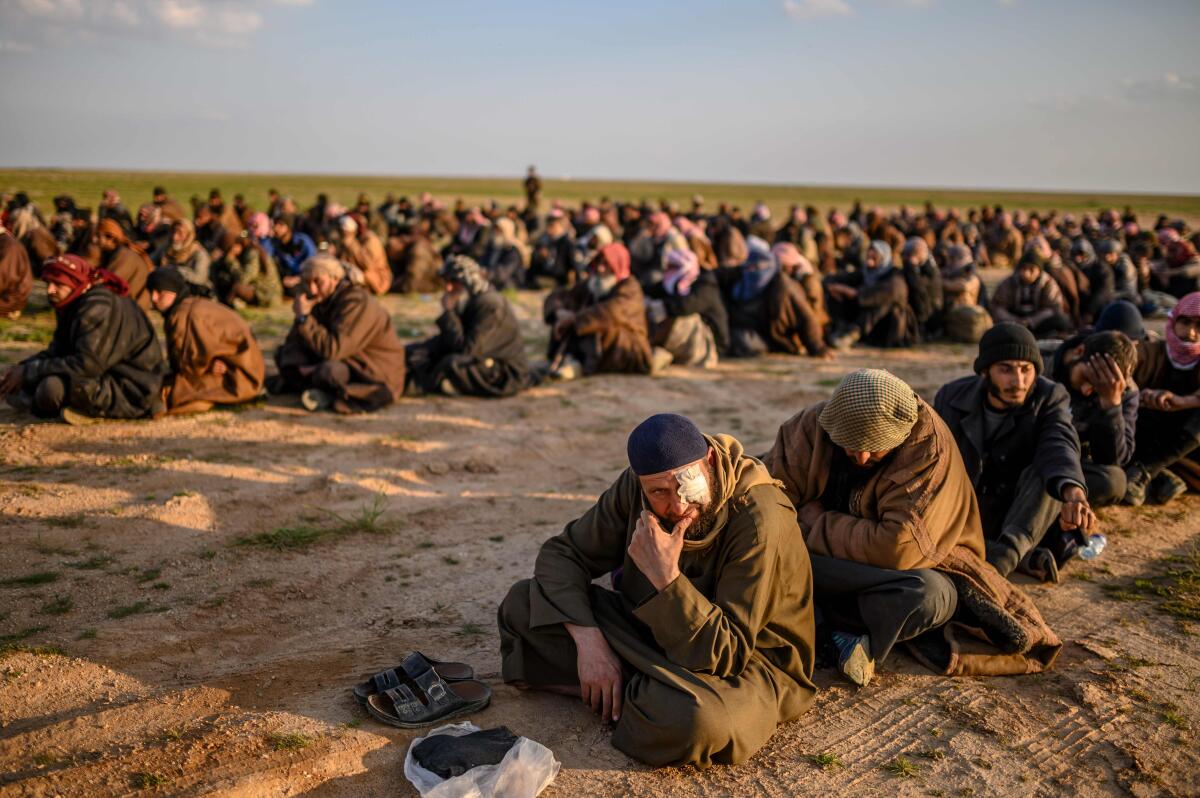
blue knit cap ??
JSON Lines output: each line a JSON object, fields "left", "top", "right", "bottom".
{"left": 627, "top": 413, "right": 709, "bottom": 476}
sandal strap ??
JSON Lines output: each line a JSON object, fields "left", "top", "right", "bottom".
{"left": 371, "top": 668, "right": 403, "bottom": 694}
{"left": 399, "top": 651, "right": 435, "bottom": 680}
{"left": 382, "top": 684, "right": 427, "bottom": 722}
{"left": 412, "top": 666, "right": 458, "bottom": 710}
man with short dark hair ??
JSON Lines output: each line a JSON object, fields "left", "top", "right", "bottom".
{"left": 498, "top": 413, "right": 817, "bottom": 767}
{"left": 935, "top": 323, "right": 1095, "bottom": 583}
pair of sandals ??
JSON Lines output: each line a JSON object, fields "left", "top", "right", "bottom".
{"left": 355, "top": 651, "right": 491, "bottom": 728}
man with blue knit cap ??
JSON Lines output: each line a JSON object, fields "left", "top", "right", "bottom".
{"left": 497, "top": 413, "right": 817, "bottom": 768}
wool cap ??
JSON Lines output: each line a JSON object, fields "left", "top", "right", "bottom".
{"left": 974, "top": 322, "right": 1043, "bottom": 374}
{"left": 1095, "top": 299, "right": 1146, "bottom": 340}
{"left": 819, "top": 369, "right": 919, "bottom": 452}
{"left": 627, "top": 413, "right": 709, "bottom": 476}
{"left": 146, "top": 267, "right": 187, "bottom": 296}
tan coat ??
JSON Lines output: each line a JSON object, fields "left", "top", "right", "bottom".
{"left": 0, "top": 229, "right": 33, "bottom": 316}
{"left": 547, "top": 277, "right": 653, "bottom": 374}
{"left": 163, "top": 296, "right": 265, "bottom": 413}
{"left": 762, "top": 400, "right": 1062, "bottom": 676}
{"left": 103, "top": 245, "right": 153, "bottom": 312}
{"left": 343, "top": 231, "right": 392, "bottom": 295}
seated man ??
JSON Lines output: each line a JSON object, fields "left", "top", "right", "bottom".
{"left": 763, "top": 369, "right": 1060, "bottom": 684}
{"left": 1126, "top": 292, "right": 1200, "bottom": 505}
{"left": 543, "top": 243, "right": 652, "bottom": 379}
{"left": 271, "top": 213, "right": 318, "bottom": 297}
{"left": 211, "top": 228, "right": 282, "bottom": 309}
{"left": 147, "top": 268, "right": 266, "bottom": 416}
{"left": 405, "top": 256, "right": 529, "bottom": 397}
{"left": 940, "top": 243, "right": 991, "bottom": 343}
{"left": 825, "top": 240, "right": 919, "bottom": 350}
{"left": 935, "top": 324, "right": 1096, "bottom": 583}
{"left": 725, "top": 239, "right": 830, "bottom": 359}
{"left": 271, "top": 254, "right": 406, "bottom": 413}
{"left": 644, "top": 247, "right": 725, "bottom": 369}
{"left": 96, "top": 218, "right": 154, "bottom": 312}
{"left": 989, "top": 256, "right": 1073, "bottom": 338}
{"left": 338, "top": 214, "right": 392, "bottom": 296}
{"left": 1051, "top": 331, "right": 1139, "bottom": 507}
{"left": 498, "top": 413, "right": 817, "bottom": 767}
{"left": 0, "top": 220, "right": 33, "bottom": 319}
{"left": 0, "top": 255, "right": 165, "bottom": 423}
{"left": 899, "top": 237, "right": 944, "bottom": 340}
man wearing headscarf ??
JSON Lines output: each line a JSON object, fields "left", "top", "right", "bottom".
{"left": 498, "top": 413, "right": 817, "bottom": 767}
{"left": 543, "top": 242, "right": 652, "bottom": 379}
{"left": 826, "top": 240, "right": 919, "bottom": 349}
{"left": 96, "top": 218, "right": 154, "bottom": 312}
{"left": 136, "top": 203, "right": 173, "bottom": 259}
{"left": 940, "top": 243, "right": 992, "bottom": 343}
{"left": 404, "top": 256, "right": 529, "bottom": 397}
{"left": 726, "top": 238, "right": 830, "bottom": 359}
{"left": 645, "top": 246, "right": 727, "bottom": 368}
{"left": 211, "top": 216, "right": 282, "bottom": 308}
{"left": 8, "top": 203, "right": 59, "bottom": 270}
{"left": 483, "top": 216, "right": 530, "bottom": 290}
{"left": 147, "top": 267, "right": 266, "bottom": 415}
{"left": 337, "top": 214, "right": 392, "bottom": 295}
{"left": 900, "top": 237, "right": 944, "bottom": 339}
{"left": 1126, "top": 292, "right": 1200, "bottom": 505}
{"left": 935, "top": 324, "right": 1094, "bottom": 583}
{"left": 0, "top": 255, "right": 165, "bottom": 423}
{"left": 160, "top": 219, "right": 211, "bottom": 291}
{"left": 763, "top": 370, "right": 1060, "bottom": 684}
{"left": 0, "top": 220, "right": 33, "bottom": 319}
{"left": 628, "top": 211, "right": 689, "bottom": 289}
{"left": 270, "top": 253, "right": 406, "bottom": 413}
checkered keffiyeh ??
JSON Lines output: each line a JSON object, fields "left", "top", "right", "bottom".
{"left": 440, "top": 255, "right": 492, "bottom": 296}
{"left": 818, "top": 369, "right": 919, "bottom": 452}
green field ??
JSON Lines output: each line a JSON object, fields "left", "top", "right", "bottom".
{"left": 3, "top": 168, "right": 1198, "bottom": 224}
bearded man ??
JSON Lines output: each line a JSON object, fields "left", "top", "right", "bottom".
{"left": 0, "top": 255, "right": 165, "bottom": 423}
{"left": 96, "top": 218, "right": 154, "bottom": 311}
{"left": 935, "top": 324, "right": 1095, "bottom": 583}
{"left": 763, "top": 369, "right": 1061, "bottom": 685}
{"left": 498, "top": 413, "right": 817, "bottom": 767}
{"left": 405, "top": 256, "right": 529, "bottom": 397}
{"left": 271, "top": 254, "right": 406, "bottom": 413}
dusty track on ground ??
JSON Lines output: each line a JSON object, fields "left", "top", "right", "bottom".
{"left": 1, "top": 289, "right": 1197, "bottom": 797}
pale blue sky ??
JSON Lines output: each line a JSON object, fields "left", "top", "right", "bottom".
{"left": 1, "top": 0, "right": 1198, "bottom": 193}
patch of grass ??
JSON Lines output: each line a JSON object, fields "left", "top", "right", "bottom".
{"left": 200, "top": 596, "right": 225, "bottom": 609}
{"left": 30, "top": 541, "right": 77, "bottom": 556}
{"left": 1070, "top": 572, "right": 1094, "bottom": 582}
{"left": 327, "top": 493, "right": 392, "bottom": 535}
{"left": 810, "top": 752, "right": 843, "bottom": 770}
{"left": 1, "top": 571, "right": 59, "bottom": 588}
{"left": 2, "top": 667, "right": 24, "bottom": 683}
{"left": 235, "top": 525, "right": 326, "bottom": 551}
{"left": 0, "top": 627, "right": 47, "bottom": 644}
{"left": 131, "top": 771, "right": 169, "bottom": 789}
{"left": 488, "top": 535, "right": 505, "bottom": 542}
{"left": 1129, "top": 689, "right": 1152, "bottom": 702}
{"left": 928, "top": 727, "right": 943, "bottom": 737}
{"left": 1162, "top": 711, "right": 1189, "bottom": 729}
{"left": 919, "top": 748, "right": 946, "bottom": 760}
{"left": 417, "top": 541, "right": 435, "bottom": 549}
{"left": 68, "top": 555, "right": 115, "bottom": 570}
{"left": 32, "top": 752, "right": 57, "bottom": 767}
{"left": 454, "top": 622, "right": 486, "bottom": 637}
{"left": 267, "top": 732, "right": 311, "bottom": 751}
{"left": 0, "top": 642, "right": 63, "bottom": 658}
{"left": 197, "top": 548, "right": 217, "bottom": 560}
{"left": 815, "top": 378, "right": 842, "bottom": 387}
{"left": 161, "top": 725, "right": 189, "bottom": 742}
{"left": 972, "top": 757, "right": 993, "bottom": 770}
{"left": 136, "top": 568, "right": 161, "bottom": 583}
{"left": 884, "top": 756, "right": 921, "bottom": 778}
{"left": 76, "top": 629, "right": 97, "bottom": 640}
{"left": 108, "top": 601, "right": 153, "bottom": 619}
{"left": 39, "top": 595, "right": 73, "bottom": 615}
{"left": 442, "top": 555, "right": 461, "bottom": 565}
{"left": 151, "top": 582, "right": 170, "bottom": 590}
{"left": 172, "top": 490, "right": 196, "bottom": 499}
{"left": 246, "top": 578, "right": 275, "bottom": 589}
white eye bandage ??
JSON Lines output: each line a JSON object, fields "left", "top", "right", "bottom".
{"left": 672, "top": 464, "right": 711, "bottom": 505}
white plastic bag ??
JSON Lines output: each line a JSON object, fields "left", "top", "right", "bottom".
{"left": 403, "top": 722, "right": 560, "bottom": 798}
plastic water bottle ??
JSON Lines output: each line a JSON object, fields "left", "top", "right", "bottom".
{"left": 1078, "top": 533, "right": 1108, "bottom": 560}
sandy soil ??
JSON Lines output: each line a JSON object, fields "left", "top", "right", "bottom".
{"left": 0, "top": 286, "right": 1197, "bottom": 797}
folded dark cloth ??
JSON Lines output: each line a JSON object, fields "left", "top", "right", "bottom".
{"left": 413, "top": 726, "right": 520, "bottom": 779}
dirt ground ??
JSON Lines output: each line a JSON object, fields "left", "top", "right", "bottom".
{"left": 1, "top": 284, "right": 1197, "bottom": 798}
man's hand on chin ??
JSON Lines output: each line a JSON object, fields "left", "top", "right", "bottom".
{"left": 628, "top": 510, "right": 688, "bottom": 591}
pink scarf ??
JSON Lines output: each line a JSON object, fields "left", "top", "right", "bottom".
{"left": 1166, "top": 292, "right": 1200, "bottom": 369}
{"left": 663, "top": 247, "right": 700, "bottom": 296}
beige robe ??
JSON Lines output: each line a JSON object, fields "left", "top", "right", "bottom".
{"left": 163, "top": 296, "right": 265, "bottom": 414}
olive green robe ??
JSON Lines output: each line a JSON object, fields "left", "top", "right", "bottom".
{"left": 498, "top": 435, "right": 817, "bottom": 768}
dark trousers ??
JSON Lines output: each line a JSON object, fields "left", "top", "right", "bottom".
{"left": 809, "top": 554, "right": 957, "bottom": 663}
{"left": 1132, "top": 408, "right": 1200, "bottom": 479}
{"left": 1083, "top": 461, "right": 1126, "bottom": 507}
{"left": 978, "top": 465, "right": 1061, "bottom": 576}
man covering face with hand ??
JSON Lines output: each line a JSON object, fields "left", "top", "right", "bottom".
{"left": 497, "top": 413, "right": 816, "bottom": 768}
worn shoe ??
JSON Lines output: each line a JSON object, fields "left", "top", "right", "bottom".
{"left": 549, "top": 356, "right": 581, "bottom": 382}
{"left": 650, "top": 346, "right": 675, "bottom": 375}
{"left": 830, "top": 630, "right": 874, "bottom": 687}
{"left": 1148, "top": 470, "right": 1188, "bottom": 505}
{"left": 301, "top": 388, "right": 333, "bottom": 412}
{"left": 60, "top": 408, "right": 102, "bottom": 426}
{"left": 1122, "top": 464, "right": 1150, "bottom": 506}
{"left": 829, "top": 327, "right": 861, "bottom": 352}
{"left": 437, "top": 378, "right": 459, "bottom": 396}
